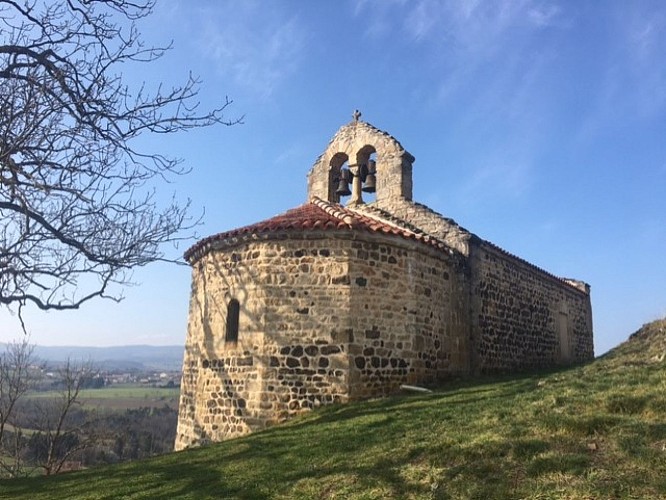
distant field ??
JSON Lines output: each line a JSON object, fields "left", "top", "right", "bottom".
{"left": 28, "top": 385, "right": 180, "bottom": 410}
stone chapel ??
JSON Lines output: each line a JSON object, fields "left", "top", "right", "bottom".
{"left": 175, "top": 113, "right": 594, "bottom": 450}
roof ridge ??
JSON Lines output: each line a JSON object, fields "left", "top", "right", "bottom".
{"left": 353, "top": 204, "right": 430, "bottom": 236}
{"left": 185, "top": 199, "right": 463, "bottom": 264}
{"left": 346, "top": 205, "right": 418, "bottom": 235}
{"left": 347, "top": 204, "right": 459, "bottom": 255}
{"left": 310, "top": 197, "right": 356, "bottom": 226}
{"left": 408, "top": 201, "right": 471, "bottom": 234}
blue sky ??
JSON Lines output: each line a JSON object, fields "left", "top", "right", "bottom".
{"left": 2, "top": 0, "right": 665, "bottom": 355}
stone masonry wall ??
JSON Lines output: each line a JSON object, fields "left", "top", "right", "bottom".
{"left": 469, "top": 242, "right": 594, "bottom": 373}
{"left": 175, "top": 229, "right": 472, "bottom": 449}
{"left": 176, "top": 246, "right": 265, "bottom": 450}
{"left": 307, "top": 120, "right": 414, "bottom": 204}
{"left": 346, "top": 236, "right": 470, "bottom": 399}
{"left": 175, "top": 234, "right": 354, "bottom": 450}
{"left": 367, "top": 198, "right": 472, "bottom": 256}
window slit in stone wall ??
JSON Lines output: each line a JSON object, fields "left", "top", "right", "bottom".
{"left": 226, "top": 299, "right": 240, "bottom": 342}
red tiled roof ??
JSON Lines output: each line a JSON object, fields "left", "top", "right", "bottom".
{"left": 183, "top": 198, "right": 589, "bottom": 295}
{"left": 184, "top": 197, "right": 456, "bottom": 263}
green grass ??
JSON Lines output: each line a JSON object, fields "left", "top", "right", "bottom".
{"left": 1, "top": 320, "right": 665, "bottom": 499}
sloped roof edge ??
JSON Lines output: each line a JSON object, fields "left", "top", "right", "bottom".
{"left": 184, "top": 197, "right": 457, "bottom": 264}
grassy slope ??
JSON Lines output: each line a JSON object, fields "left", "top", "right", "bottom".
{"left": 1, "top": 320, "right": 665, "bottom": 499}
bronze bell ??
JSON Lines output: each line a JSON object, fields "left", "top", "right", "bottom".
{"left": 362, "top": 173, "right": 376, "bottom": 193}
{"left": 336, "top": 170, "right": 351, "bottom": 196}
{"left": 362, "top": 159, "right": 376, "bottom": 193}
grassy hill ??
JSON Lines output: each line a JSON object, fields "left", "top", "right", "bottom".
{"left": 1, "top": 320, "right": 665, "bottom": 499}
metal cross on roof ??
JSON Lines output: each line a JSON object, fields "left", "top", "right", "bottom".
{"left": 352, "top": 109, "right": 362, "bottom": 122}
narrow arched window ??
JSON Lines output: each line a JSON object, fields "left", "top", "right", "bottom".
{"left": 225, "top": 299, "right": 240, "bottom": 342}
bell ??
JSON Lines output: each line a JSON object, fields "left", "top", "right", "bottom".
{"left": 362, "top": 159, "right": 376, "bottom": 193}
{"left": 336, "top": 177, "right": 351, "bottom": 196}
{"left": 362, "top": 172, "right": 376, "bottom": 193}
{"left": 359, "top": 162, "right": 369, "bottom": 180}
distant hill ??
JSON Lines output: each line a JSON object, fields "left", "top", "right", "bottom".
{"left": 2, "top": 318, "right": 665, "bottom": 499}
{"left": 29, "top": 344, "right": 184, "bottom": 371}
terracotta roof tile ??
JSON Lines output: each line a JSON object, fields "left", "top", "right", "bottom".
{"left": 184, "top": 198, "right": 588, "bottom": 295}
{"left": 184, "top": 197, "right": 457, "bottom": 263}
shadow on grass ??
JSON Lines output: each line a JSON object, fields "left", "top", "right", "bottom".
{"left": 0, "top": 365, "right": 605, "bottom": 499}
{"left": 0, "top": 459, "right": 240, "bottom": 499}
{"left": 275, "top": 371, "right": 547, "bottom": 432}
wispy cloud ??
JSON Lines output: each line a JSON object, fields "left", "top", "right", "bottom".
{"left": 527, "top": 3, "right": 561, "bottom": 27}
{"left": 577, "top": 5, "right": 666, "bottom": 139}
{"left": 274, "top": 143, "right": 308, "bottom": 166}
{"left": 193, "top": 2, "right": 306, "bottom": 98}
{"left": 459, "top": 158, "right": 534, "bottom": 203}
{"left": 353, "top": 0, "right": 564, "bottom": 46}
{"left": 618, "top": 7, "right": 666, "bottom": 115}
{"left": 352, "top": 0, "right": 566, "bottom": 113}
{"left": 352, "top": 0, "right": 410, "bottom": 39}
{"left": 352, "top": 0, "right": 570, "bottom": 200}
{"left": 404, "top": 0, "right": 440, "bottom": 41}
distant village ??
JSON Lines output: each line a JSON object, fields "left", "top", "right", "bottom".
{"left": 105, "top": 369, "right": 181, "bottom": 388}
{"left": 35, "top": 362, "right": 181, "bottom": 391}
{"left": 26, "top": 344, "right": 185, "bottom": 391}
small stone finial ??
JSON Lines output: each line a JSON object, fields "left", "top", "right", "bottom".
{"left": 352, "top": 109, "right": 362, "bottom": 123}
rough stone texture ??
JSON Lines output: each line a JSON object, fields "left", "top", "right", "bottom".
{"left": 345, "top": 236, "right": 469, "bottom": 399}
{"left": 356, "top": 200, "right": 472, "bottom": 255}
{"left": 175, "top": 118, "right": 594, "bottom": 450}
{"left": 307, "top": 120, "right": 414, "bottom": 204}
{"left": 468, "top": 242, "right": 594, "bottom": 373}
{"left": 176, "top": 235, "right": 351, "bottom": 448}
{"left": 175, "top": 231, "right": 467, "bottom": 449}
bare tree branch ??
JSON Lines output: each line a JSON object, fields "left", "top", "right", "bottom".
{"left": 0, "top": 338, "right": 36, "bottom": 477}
{"left": 35, "top": 359, "right": 93, "bottom": 475}
{"left": 0, "top": 0, "right": 240, "bottom": 316}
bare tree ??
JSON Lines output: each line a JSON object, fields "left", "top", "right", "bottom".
{"left": 0, "top": 344, "right": 103, "bottom": 476}
{"left": 28, "top": 359, "right": 96, "bottom": 475}
{"left": 0, "top": 1, "right": 238, "bottom": 320}
{"left": 0, "top": 338, "right": 36, "bottom": 477}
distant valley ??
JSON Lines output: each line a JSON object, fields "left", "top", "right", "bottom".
{"left": 27, "top": 344, "right": 184, "bottom": 371}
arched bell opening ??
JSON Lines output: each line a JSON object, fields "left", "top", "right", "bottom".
{"left": 329, "top": 152, "right": 350, "bottom": 203}
{"left": 356, "top": 145, "right": 377, "bottom": 204}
